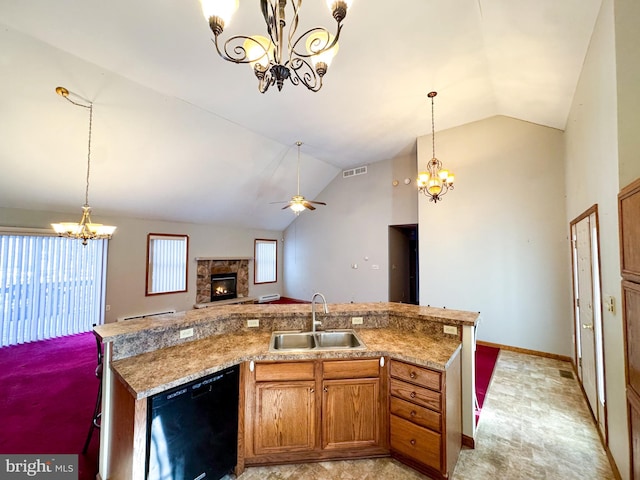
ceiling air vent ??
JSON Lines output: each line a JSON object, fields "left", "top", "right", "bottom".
{"left": 343, "top": 166, "right": 368, "bottom": 179}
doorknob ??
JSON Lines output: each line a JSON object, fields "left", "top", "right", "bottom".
{"left": 582, "top": 323, "right": 593, "bottom": 330}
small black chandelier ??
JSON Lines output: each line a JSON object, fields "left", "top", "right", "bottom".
{"left": 417, "top": 91, "right": 455, "bottom": 203}
{"left": 200, "top": 0, "right": 353, "bottom": 93}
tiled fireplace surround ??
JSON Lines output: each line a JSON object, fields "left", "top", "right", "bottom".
{"left": 196, "top": 258, "right": 250, "bottom": 305}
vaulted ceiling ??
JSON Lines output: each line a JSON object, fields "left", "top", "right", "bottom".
{"left": 0, "top": 0, "right": 602, "bottom": 231}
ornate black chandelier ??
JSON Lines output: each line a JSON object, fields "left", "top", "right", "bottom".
{"left": 200, "top": 0, "right": 353, "bottom": 93}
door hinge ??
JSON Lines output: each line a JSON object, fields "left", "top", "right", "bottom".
{"left": 576, "top": 298, "right": 580, "bottom": 308}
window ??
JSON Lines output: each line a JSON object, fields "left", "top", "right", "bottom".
{"left": 146, "top": 233, "right": 189, "bottom": 295}
{"left": 0, "top": 233, "right": 107, "bottom": 347}
{"left": 254, "top": 239, "right": 277, "bottom": 284}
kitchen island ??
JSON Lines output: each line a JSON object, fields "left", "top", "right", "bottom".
{"left": 94, "top": 302, "right": 480, "bottom": 480}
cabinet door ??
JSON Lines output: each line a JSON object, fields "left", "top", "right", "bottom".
{"left": 253, "top": 381, "right": 316, "bottom": 455}
{"left": 322, "top": 378, "right": 380, "bottom": 450}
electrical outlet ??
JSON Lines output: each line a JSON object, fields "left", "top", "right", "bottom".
{"left": 351, "top": 316, "right": 363, "bottom": 325}
{"left": 179, "top": 328, "right": 194, "bottom": 339}
{"left": 443, "top": 325, "right": 458, "bottom": 335}
{"left": 247, "top": 319, "right": 259, "bottom": 328}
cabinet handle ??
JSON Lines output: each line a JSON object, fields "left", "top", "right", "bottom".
{"left": 410, "top": 391, "right": 416, "bottom": 399}
{"left": 310, "top": 388, "right": 315, "bottom": 393}
{"left": 410, "top": 371, "right": 417, "bottom": 379}
{"left": 410, "top": 439, "right": 416, "bottom": 446}
{"left": 410, "top": 410, "right": 416, "bottom": 417}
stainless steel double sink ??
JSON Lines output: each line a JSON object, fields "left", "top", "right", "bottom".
{"left": 269, "top": 329, "right": 366, "bottom": 352}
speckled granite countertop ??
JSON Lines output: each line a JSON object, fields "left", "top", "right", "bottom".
{"left": 112, "top": 328, "right": 462, "bottom": 400}
{"left": 96, "top": 302, "right": 479, "bottom": 343}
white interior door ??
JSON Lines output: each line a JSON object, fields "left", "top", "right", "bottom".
{"left": 573, "top": 215, "right": 598, "bottom": 419}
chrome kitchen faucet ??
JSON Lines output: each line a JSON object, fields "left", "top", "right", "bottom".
{"left": 311, "top": 293, "right": 329, "bottom": 332}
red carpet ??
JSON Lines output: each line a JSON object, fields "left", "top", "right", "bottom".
{"left": 475, "top": 343, "right": 500, "bottom": 424}
{"left": 0, "top": 332, "right": 99, "bottom": 480}
{"left": 267, "top": 296, "right": 309, "bottom": 304}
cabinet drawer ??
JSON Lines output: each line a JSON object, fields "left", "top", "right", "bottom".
{"left": 323, "top": 358, "right": 380, "bottom": 379}
{"left": 390, "top": 414, "right": 441, "bottom": 471}
{"left": 390, "top": 378, "right": 441, "bottom": 412}
{"left": 390, "top": 396, "right": 441, "bottom": 432}
{"left": 390, "top": 360, "right": 441, "bottom": 391}
{"left": 254, "top": 362, "right": 315, "bottom": 382}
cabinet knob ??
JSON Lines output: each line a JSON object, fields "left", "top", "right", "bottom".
{"left": 410, "top": 410, "right": 416, "bottom": 417}
{"left": 410, "top": 371, "right": 417, "bottom": 379}
{"left": 410, "top": 439, "right": 416, "bottom": 446}
{"left": 310, "top": 388, "right": 315, "bottom": 393}
{"left": 410, "top": 391, "right": 416, "bottom": 399}
{"left": 323, "top": 387, "right": 328, "bottom": 393}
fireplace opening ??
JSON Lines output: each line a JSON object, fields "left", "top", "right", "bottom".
{"left": 211, "top": 273, "right": 237, "bottom": 302}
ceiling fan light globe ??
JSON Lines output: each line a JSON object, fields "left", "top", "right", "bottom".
{"left": 290, "top": 203, "right": 306, "bottom": 213}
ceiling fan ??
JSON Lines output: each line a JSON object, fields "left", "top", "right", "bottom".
{"left": 272, "top": 141, "right": 327, "bottom": 215}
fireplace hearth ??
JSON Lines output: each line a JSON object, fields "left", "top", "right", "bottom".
{"left": 211, "top": 273, "right": 237, "bottom": 302}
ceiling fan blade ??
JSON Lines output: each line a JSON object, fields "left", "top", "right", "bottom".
{"left": 302, "top": 201, "right": 316, "bottom": 210}
{"left": 281, "top": 204, "right": 293, "bottom": 210}
{"left": 270, "top": 201, "right": 290, "bottom": 205}
{"left": 307, "top": 200, "right": 327, "bottom": 206}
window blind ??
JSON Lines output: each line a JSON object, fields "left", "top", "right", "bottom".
{"left": 255, "top": 239, "right": 277, "bottom": 284}
{"left": 149, "top": 238, "right": 187, "bottom": 293}
{"left": 0, "top": 235, "right": 107, "bottom": 347}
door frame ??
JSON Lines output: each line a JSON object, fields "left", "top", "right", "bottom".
{"left": 569, "top": 204, "right": 608, "bottom": 443}
{"left": 388, "top": 224, "right": 419, "bottom": 304}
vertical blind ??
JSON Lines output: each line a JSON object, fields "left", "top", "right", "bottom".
{"left": 0, "top": 234, "right": 107, "bottom": 347}
{"left": 254, "top": 239, "right": 277, "bottom": 284}
{"left": 149, "top": 238, "right": 187, "bottom": 293}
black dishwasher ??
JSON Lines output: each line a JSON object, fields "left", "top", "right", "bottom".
{"left": 146, "top": 365, "right": 239, "bottom": 480}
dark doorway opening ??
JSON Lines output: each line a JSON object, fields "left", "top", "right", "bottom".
{"left": 388, "top": 224, "right": 418, "bottom": 304}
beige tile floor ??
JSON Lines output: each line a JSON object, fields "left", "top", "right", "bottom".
{"left": 234, "top": 351, "right": 616, "bottom": 480}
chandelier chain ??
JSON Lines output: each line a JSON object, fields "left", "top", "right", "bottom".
{"left": 431, "top": 94, "right": 436, "bottom": 159}
{"left": 85, "top": 103, "right": 93, "bottom": 207}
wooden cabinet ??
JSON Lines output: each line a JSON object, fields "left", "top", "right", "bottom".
{"left": 253, "top": 381, "right": 316, "bottom": 455}
{"left": 389, "top": 354, "right": 461, "bottom": 480}
{"left": 322, "top": 359, "right": 383, "bottom": 450}
{"left": 245, "top": 361, "right": 317, "bottom": 460}
{"left": 243, "top": 357, "right": 388, "bottom": 466}
{"left": 619, "top": 177, "right": 640, "bottom": 480}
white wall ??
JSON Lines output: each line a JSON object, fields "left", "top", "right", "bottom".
{"left": 567, "top": 0, "right": 628, "bottom": 476}
{"left": 615, "top": 0, "right": 640, "bottom": 188}
{"left": 283, "top": 153, "right": 418, "bottom": 302}
{"left": 0, "top": 207, "right": 283, "bottom": 323}
{"left": 417, "top": 116, "right": 572, "bottom": 356}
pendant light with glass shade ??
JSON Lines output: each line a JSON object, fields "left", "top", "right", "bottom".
{"left": 417, "top": 91, "right": 455, "bottom": 203}
{"left": 51, "top": 87, "right": 116, "bottom": 245}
